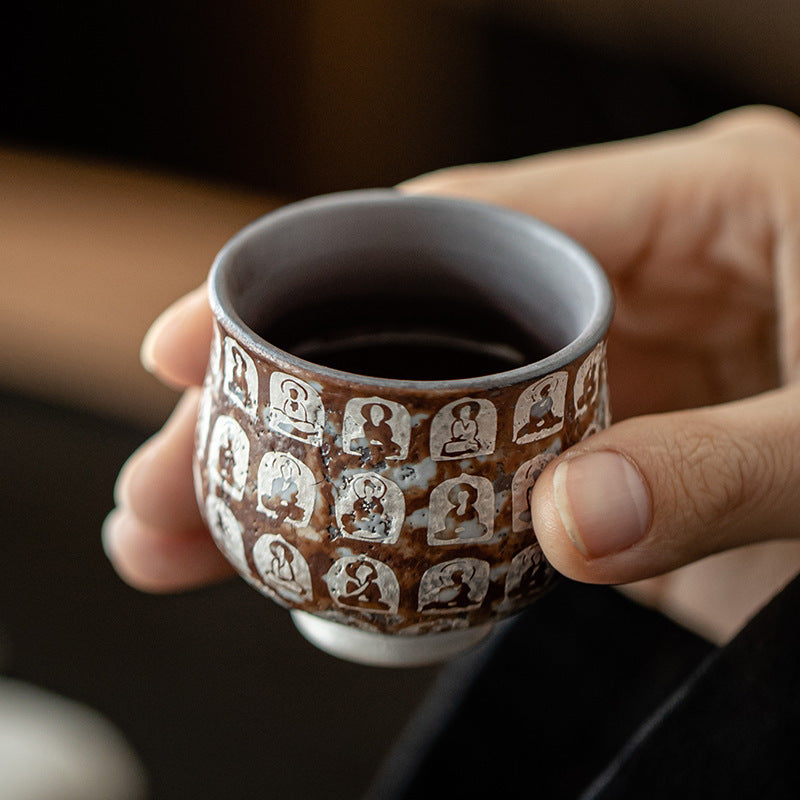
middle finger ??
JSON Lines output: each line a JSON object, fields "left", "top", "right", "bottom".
{"left": 115, "top": 389, "right": 204, "bottom": 532}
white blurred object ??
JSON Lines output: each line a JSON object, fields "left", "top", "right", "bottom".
{"left": 0, "top": 678, "right": 147, "bottom": 800}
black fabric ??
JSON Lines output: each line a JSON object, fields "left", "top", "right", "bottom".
{"left": 367, "top": 574, "right": 800, "bottom": 799}
{"left": 586, "top": 572, "right": 800, "bottom": 799}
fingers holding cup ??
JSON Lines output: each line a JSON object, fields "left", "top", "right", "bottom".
{"left": 530, "top": 385, "right": 800, "bottom": 586}
{"left": 105, "top": 388, "right": 236, "bottom": 591}
{"left": 140, "top": 285, "right": 214, "bottom": 389}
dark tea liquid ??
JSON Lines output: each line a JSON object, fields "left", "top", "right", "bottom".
{"left": 261, "top": 296, "right": 553, "bottom": 380}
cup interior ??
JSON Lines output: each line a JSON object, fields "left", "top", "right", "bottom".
{"left": 211, "top": 190, "right": 612, "bottom": 385}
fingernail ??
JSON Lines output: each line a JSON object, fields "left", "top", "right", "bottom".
{"left": 553, "top": 452, "right": 651, "bottom": 558}
{"left": 140, "top": 308, "right": 175, "bottom": 374}
{"left": 113, "top": 442, "right": 157, "bottom": 508}
{"left": 101, "top": 509, "right": 124, "bottom": 562}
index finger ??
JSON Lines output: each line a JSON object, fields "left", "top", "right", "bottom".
{"left": 398, "top": 106, "right": 799, "bottom": 283}
{"left": 140, "top": 285, "right": 213, "bottom": 388}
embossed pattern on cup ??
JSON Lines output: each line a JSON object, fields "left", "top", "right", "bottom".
{"left": 192, "top": 190, "right": 613, "bottom": 661}
{"left": 195, "top": 330, "right": 609, "bottom": 634}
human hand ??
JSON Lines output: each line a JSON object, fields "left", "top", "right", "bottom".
{"left": 102, "top": 287, "right": 236, "bottom": 592}
{"left": 104, "top": 106, "right": 800, "bottom": 642}
{"left": 402, "top": 105, "right": 800, "bottom": 642}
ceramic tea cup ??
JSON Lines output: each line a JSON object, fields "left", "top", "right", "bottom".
{"left": 193, "top": 189, "right": 613, "bottom": 667}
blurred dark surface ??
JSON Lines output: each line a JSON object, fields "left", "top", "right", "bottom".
{"left": 0, "top": 390, "right": 437, "bottom": 800}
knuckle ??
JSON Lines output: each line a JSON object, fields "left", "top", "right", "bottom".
{"left": 744, "top": 105, "right": 800, "bottom": 140}
{"left": 770, "top": 404, "right": 800, "bottom": 503}
{"left": 706, "top": 105, "right": 800, "bottom": 151}
{"left": 666, "top": 418, "right": 773, "bottom": 530}
{"left": 401, "top": 163, "right": 497, "bottom": 195}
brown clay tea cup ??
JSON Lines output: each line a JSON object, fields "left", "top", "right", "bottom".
{"left": 193, "top": 189, "right": 613, "bottom": 666}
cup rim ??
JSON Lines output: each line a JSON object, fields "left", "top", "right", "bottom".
{"left": 208, "top": 189, "right": 614, "bottom": 392}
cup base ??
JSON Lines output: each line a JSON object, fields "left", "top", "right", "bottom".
{"left": 290, "top": 611, "right": 493, "bottom": 667}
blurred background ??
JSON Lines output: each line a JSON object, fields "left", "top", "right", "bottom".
{"left": 0, "top": 1, "right": 796, "bottom": 797}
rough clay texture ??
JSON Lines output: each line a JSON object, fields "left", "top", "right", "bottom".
{"left": 194, "top": 320, "right": 609, "bottom": 637}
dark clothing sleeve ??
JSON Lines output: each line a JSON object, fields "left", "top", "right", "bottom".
{"left": 366, "top": 572, "right": 800, "bottom": 800}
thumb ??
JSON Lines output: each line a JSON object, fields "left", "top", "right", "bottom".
{"left": 530, "top": 385, "right": 800, "bottom": 585}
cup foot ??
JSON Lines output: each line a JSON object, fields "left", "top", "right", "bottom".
{"left": 290, "top": 611, "right": 493, "bottom": 667}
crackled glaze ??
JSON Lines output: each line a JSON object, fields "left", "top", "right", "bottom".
{"left": 194, "top": 331, "right": 609, "bottom": 635}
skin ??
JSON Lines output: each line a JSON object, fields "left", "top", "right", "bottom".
{"left": 104, "top": 106, "right": 800, "bottom": 643}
